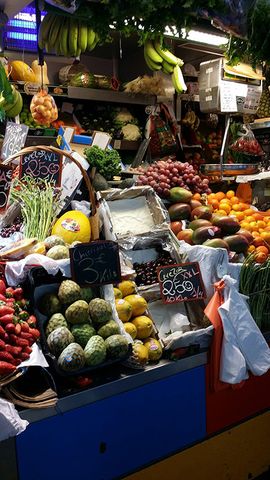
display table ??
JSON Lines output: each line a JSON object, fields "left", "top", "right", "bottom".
{"left": 0, "top": 353, "right": 207, "bottom": 480}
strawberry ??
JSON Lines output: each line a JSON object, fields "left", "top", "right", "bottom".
{"left": 0, "top": 338, "right": 5, "bottom": 350}
{"left": 5, "top": 345, "right": 22, "bottom": 356}
{"left": 29, "top": 328, "right": 40, "bottom": 340}
{"left": 20, "top": 322, "right": 29, "bottom": 332}
{"left": 0, "top": 325, "right": 5, "bottom": 339}
{"left": 0, "top": 361, "right": 16, "bottom": 374}
{"left": 15, "top": 323, "right": 21, "bottom": 335}
{"left": 0, "top": 351, "right": 15, "bottom": 364}
{"left": 5, "top": 323, "right": 15, "bottom": 334}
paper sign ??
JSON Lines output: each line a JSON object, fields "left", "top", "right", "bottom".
{"left": 157, "top": 262, "right": 206, "bottom": 304}
{"left": 91, "top": 131, "right": 111, "bottom": 150}
{"left": 0, "top": 165, "right": 13, "bottom": 211}
{"left": 220, "top": 81, "right": 238, "bottom": 112}
{"left": 19, "top": 149, "right": 62, "bottom": 186}
{"left": 243, "top": 86, "right": 262, "bottom": 114}
{"left": 70, "top": 241, "right": 121, "bottom": 286}
{"left": 1, "top": 122, "right": 29, "bottom": 161}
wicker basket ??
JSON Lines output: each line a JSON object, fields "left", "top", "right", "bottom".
{"left": 3, "top": 145, "right": 99, "bottom": 240}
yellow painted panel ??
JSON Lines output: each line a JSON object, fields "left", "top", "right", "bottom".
{"left": 125, "top": 411, "right": 270, "bottom": 480}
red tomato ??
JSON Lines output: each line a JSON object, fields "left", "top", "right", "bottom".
{"left": 170, "top": 221, "right": 182, "bottom": 235}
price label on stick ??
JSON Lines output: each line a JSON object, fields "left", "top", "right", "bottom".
{"left": 0, "top": 165, "right": 13, "bottom": 212}
{"left": 19, "top": 149, "right": 62, "bottom": 186}
{"left": 70, "top": 241, "right": 121, "bottom": 286}
{"left": 157, "top": 262, "right": 206, "bottom": 304}
{"left": 1, "top": 122, "right": 29, "bottom": 161}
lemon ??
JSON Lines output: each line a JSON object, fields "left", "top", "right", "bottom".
{"left": 115, "top": 299, "right": 132, "bottom": 322}
{"left": 132, "top": 341, "right": 149, "bottom": 366}
{"left": 132, "top": 316, "right": 153, "bottom": 339}
{"left": 117, "top": 280, "right": 136, "bottom": 297}
{"left": 124, "top": 294, "right": 147, "bottom": 317}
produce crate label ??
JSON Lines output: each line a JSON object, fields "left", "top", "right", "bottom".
{"left": 0, "top": 165, "right": 13, "bottom": 212}
{"left": 157, "top": 262, "right": 206, "bottom": 304}
{"left": 19, "top": 149, "right": 62, "bottom": 186}
{"left": 24, "top": 82, "right": 40, "bottom": 95}
{"left": 70, "top": 240, "right": 121, "bottom": 286}
{"left": 1, "top": 122, "right": 29, "bottom": 161}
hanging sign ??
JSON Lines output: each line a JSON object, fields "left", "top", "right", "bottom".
{"left": 157, "top": 262, "right": 206, "bottom": 304}
{"left": 0, "top": 165, "right": 13, "bottom": 212}
{"left": 70, "top": 241, "right": 121, "bottom": 286}
{"left": 19, "top": 149, "right": 62, "bottom": 186}
{"left": 1, "top": 122, "right": 29, "bottom": 161}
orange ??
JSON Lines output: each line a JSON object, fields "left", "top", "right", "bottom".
{"left": 257, "top": 220, "right": 266, "bottom": 229}
{"left": 238, "top": 203, "right": 249, "bottom": 211}
{"left": 221, "top": 204, "right": 231, "bottom": 214}
{"left": 252, "top": 237, "right": 264, "bottom": 247}
{"left": 234, "top": 211, "right": 245, "bottom": 221}
{"left": 240, "top": 221, "right": 250, "bottom": 230}
{"left": 230, "top": 196, "right": 239, "bottom": 205}
{"left": 249, "top": 222, "right": 259, "bottom": 232}
{"left": 256, "top": 246, "right": 269, "bottom": 255}
{"left": 208, "top": 199, "right": 219, "bottom": 210}
{"left": 254, "top": 252, "right": 268, "bottom": 264}
{"left": 232, "top": 204, "right": 241, "bottom": 212}
{"left": 216, "top": 209, "right": 228, "bottom": 216}
{"left": 264, "top": 226, "right": 270, "bottom": 232}
{"left": 252, "top": 213, "right": 264, "bottom": 221}
{"left": 226, "top": 190, "right": 235, "bottom": 199}
{"left": 248, "top": 245, "right": 256, "bottom": 253}
{"left": 252, "top": 231, "right": 260, "bottom": 237}
{"left": 244, "top": 209, "right": 255, "bottom": 217}
{"left": 192, "top": 193, "right": 202, "bottom": 201}
{"left": 261, "top": 232, "right": 270, "bottom": 243}
{"left": 245, "top": 215, "right": 255, "bottom": 223}
{"left": 216, "top": 192, "right": 226, "bottom": 201}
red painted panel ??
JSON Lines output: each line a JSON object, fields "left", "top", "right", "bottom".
{"left": 206, "top": 364, "right": 270, "bottom": 435}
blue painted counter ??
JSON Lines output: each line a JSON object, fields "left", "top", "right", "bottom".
{"left": 2, "top": 354, "right": 207, "bottom": 480}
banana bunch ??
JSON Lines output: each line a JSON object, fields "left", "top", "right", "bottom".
{"left": 4, "top": 86, "right": 23, "bottom": 118}
{"left": 182, "top": 108, "right": 200, "bottom": 131}
{"left": 38, "top": 13, "right": 99, "bottom": 57}
{"left": 143, "top": 38, "right": 187, "bottom": 94}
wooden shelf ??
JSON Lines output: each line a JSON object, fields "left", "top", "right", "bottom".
{"left": 67, "top": 87, "right": 156, "bottom": 105}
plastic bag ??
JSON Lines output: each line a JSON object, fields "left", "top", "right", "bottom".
{"left": 219, "top": 275, "right": 270, "bottom": 378}
{"left": 146, "top": 104, "right": 178, "bottom": 158}
{"left": 0, "top": 398, "right": 28, "bottom": 442}
{"left": 229, "top": 124, "right": 264, "bottom": 161}
{"left": 30, "top": 89, "right": 58, "bottom": 126}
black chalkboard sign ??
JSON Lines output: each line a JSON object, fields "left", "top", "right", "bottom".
{"left": 1, "top": 122, "right": 29, "bottom": 161}
{"left": 19, "top": 149, "right": 62, "bottom": 186}
{"left": 70, "top": 241, "right": 121, "bottom": 286}
{"left": 157, "top": 262, "right": 206, "bottom": 304}
{"left": 0, "top": 165, "right": 13, "bottom": 212}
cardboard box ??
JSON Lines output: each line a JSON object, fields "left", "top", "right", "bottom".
{"left": 199, "top": 58, "right": 262, "bottom": 114}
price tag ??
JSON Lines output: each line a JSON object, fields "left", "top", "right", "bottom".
{"left": 0, "top": 165, "right": 13, "bottom": 212}
{"left": 70, "top": 241, "right": 121, "bottom": 286}
{"left": 220, "top": 81, "right": 238, "bottom": 112}
{"left": 157, "top": 262, "right": 206, "bottom": 304}
{"left": 24, "top": 83, "right": 41, "bottom": 95}
{"left": 243, "top": 86, "right": 262, "bottom": 114}
{"left": 19, "top": 149, "right": 63, "bottom": 186}
{"left": 1, "top": 122, "right": 29, "bottom": 161}
{"left": 91, "top": 131, "right": 111, "bottom": 150}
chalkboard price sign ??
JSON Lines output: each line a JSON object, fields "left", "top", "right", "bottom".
{"left": 157, "top": 262, "right": 206, "bottom": 304}
{"left": 1, "top": 122, "right": 29, "bottom": 161}
{"left": 70, "top": 241, "right": 121, "bottom": 286}
{"left": 19, "top": 149, "right": 62, "bottom": 186}
{"left": 0, "top": 165, "right": 13, "bottom": 212}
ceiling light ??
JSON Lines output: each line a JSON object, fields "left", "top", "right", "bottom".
{"left": 164, "top": 26, "right": 228, "bottom": 47}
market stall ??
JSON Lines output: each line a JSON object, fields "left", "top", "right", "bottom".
{"left": 0, "top": 1, "right": 270, "bottom": 479}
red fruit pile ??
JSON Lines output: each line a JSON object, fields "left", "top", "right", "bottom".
{"left": 136, "top": 158, "right": 211, "bottom": 198}
{"left": 231, "top": 138, "right": 264, "bottom": 156}
{"left": 0, "top": 280, "right": 40, "bottom": 376}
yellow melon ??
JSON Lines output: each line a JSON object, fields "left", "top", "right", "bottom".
{"left": 115, "top": 299, "right": 132, "bottom": 322}
{"left": 144, "top": 338, "right": 163, "bottom": 361}
{"left": 51, "top": 210, "right": 91, "bottom": 244}
{"left": 113, "top": 288, "right": 122, "bottom": 299}
{"left": 117, "top": 280, "right": 136, "bottom": 297}
{"left": 124, "top": 294, "right": 147, "bottom": 317}
{"left": 124, "top": 322, "right": 137, "bottom": 339}
{"left": 132, "top": 316, "right": 153, "bottom": 339}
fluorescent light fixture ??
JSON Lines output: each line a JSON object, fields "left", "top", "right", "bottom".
{"left": 164, "top": 26, "right": 228, "bottom": 47}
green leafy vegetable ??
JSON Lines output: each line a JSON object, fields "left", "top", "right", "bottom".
{"left": 84, "top": 145, "right": 122, "bottom": 180}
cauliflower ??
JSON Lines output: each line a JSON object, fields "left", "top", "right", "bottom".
{"left": 114, "top": 108, "right": 134, "bottom": 124}
{"left": 121, "top": 124, "right": 141, "bottom": 141}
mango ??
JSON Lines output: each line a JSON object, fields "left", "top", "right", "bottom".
{"left": 203, "top": 239, "right": 229, "bottom": 250}
{"left": 169, "top": 187, "right": 192, "bottom": 204}
{"left": 212, "top": 216, "right": 240, "bottom": 235}
{"left": 168, "top": 203, "right": 191, "bottom": 221}
{"left": 191, "top": 206, "right": 212, "bottom": 221}
{"left": 189, "top": 219, "right": 212, "bottom": 231}
{"left": 223, "top": 235, "right": 249, "bottom": 253}
{"left": 192, "top": 226, "right": 221, "bottom": 245}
